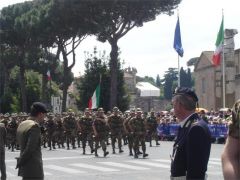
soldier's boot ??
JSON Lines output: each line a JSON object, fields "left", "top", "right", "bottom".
{"left": 137, "top": 150, "right": 143, "bottom": 155}
{"left": 95, "top": 150, "right": 99, "bottom": 157}
{"left": 112, "top": 148, "right": 116, "bottom": 154}
{"left": 119, "top": 147, "right": 124, "bottom": 153}
{"left": 143, "top": 152, "right": 149, "bottom": 158}
{"left": 129, "top": 150, "right": 133, "bottom": 156}
{"left": 83, "top": 148, "right": 86, "bottom": 155}
{"left": 104, "top": 150, "right": 109, "bottom": 157}
{"left": 156, "top": 141, "right": 160, "bottom": 146}
{"left": 67, "top": 143, "right": 70, "bottom": 150}
{"left": 133, "top": 149, "right": 138, "bottom": 158}
{"left": 149, "top": 141, "right": 152, "bottom": 147}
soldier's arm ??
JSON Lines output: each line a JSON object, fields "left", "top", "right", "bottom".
{"left": 221, "top": 136, "right": 240, "bottom": 180}
{"left": 92, "top": 122, "right": 98, "bottom": 136}
{"left": 123, "top": 118, "right": 128, "bottom": 133}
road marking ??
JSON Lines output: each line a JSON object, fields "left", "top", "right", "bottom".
{"left": 208, "top": 161, "right": 221, "bottom": 165}
{"left": 127, "top": 160, "right": 170, "bottom": 169}
{"left": 71, "top": 163, "right": 119, "bottom": 172}
{"left": 210, "top": 158, "right": 221, "bottom": 162}
{"left": 45, "top": 165, "right": 85, "bottom": 174}
{"left": 98, "top": 162, "right": 150, "bottom": 170}
{"left": 6, "top": 171, "right": 16, "bottom": 177}
{"left": 153, "top": 159, "right": 171, "bottom": 163}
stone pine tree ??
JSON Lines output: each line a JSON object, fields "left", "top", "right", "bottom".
{"left": 94, "top": 0, "right": 182, "bottom": 109}
{"left": 180, "top": 67, "right": 193, "bottom": 88}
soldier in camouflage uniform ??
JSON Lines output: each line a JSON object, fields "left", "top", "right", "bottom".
{"left": 63, "top": 111, "right": 77, "bottom": 150}
{"left": 55, "top": 114, "right": 65, "bottom": 148}
{"left": 7, "top": 114, "right": 18, "bottom": 151}
{"left": 129, "top": 108, "right": 148, "bottom": 158}
{"left": 146, "top": 110, "right": 160, "bottom": 147}
{"left": 222, "top": 100, "right": 240, "bottom": 179}
{"left": 123, "top": 109, "right": 136, "bottom": 156}
{"left": 46, "top": 114, "right": 57, "bottom": 150}
{"left": 92, "top": 108, "right": 109, "bottom": 157}
{"left": 78, "top": 108, "right": 94, "bottom": 154}
{"left": 108, "top": 107, "right": 124, "bottom": 154}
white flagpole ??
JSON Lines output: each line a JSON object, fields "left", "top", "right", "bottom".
{"left": 222, "top": 36, "right": 225, "bottom": 108}
{"left": 178, "top": 55, "right": 180, "bottom": 87}
{"left": 222, "top": 10, "right": 225, "bottom": 108}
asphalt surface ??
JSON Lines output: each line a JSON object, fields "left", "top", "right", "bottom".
{"left": 5, "top": 141, "right": 224, "bottom": 180}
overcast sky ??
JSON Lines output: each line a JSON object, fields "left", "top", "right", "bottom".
{"left": 1, "top": 0, "right": 240, "bottom": 79}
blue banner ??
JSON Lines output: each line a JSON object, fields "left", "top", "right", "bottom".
{"left": 157, "top": 123, "right": 228, "bottom": 138}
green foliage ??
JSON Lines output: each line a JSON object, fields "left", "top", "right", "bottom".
{"left": 180, "top": 67, "right": 193, "bottom": 88}
{"left": 77, "top": 47, "right": 129, "bottom": 111}
{"left": 156, "top": 74, "right": 161, "bottom": 87}
{"left": 163, "top": 68, "right": 178, "bottom": 100}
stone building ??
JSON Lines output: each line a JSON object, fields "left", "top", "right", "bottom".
{"left": 193, "top": 29, "right": 239, "bottom": 110}
{"left": 123, "top": 67, "right": 169, "bottom": 112}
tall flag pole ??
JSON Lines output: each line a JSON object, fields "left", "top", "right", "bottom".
{"left": 212, "top": 11, "right": 225, "bottom": 107}
{"left": 173, "top": 12, "right": 184, "bottom": 87}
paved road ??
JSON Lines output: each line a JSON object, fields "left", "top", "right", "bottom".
{"left": 5, "top": 141, "right": 224, "bottom": 180}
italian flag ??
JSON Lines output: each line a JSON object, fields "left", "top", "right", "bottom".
{"left": 212, "top": 17, "right": 224, "bottom": 66}
{"left": 88, "top": 84, "right": 100, "bottom": 109}
{"left": 47, "top": 70, "right": 51, "bottom": 81}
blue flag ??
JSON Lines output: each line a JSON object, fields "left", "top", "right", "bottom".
{"left": 173, "top": 17, "right": 184, "bottom": 57}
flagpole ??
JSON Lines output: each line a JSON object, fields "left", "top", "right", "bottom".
{"left": 222, "top": 10, "right": 225, "bottom": 108}
{"left": 178, "top": 55, "right": 180, "bottom": 87}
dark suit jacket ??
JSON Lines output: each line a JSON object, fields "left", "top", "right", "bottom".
{"left": 171, "top": 113, "right": 211, "bottom": 180}
{"left": 0, "top": 123, "right": 6, "bottom": 152}
{"left": 16, "top": 118, "right": 44, "bottom": 178}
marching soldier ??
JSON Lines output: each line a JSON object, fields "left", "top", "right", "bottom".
{"left": 123, "top": 109, "right": 135, "bottom": 156}
{"left": 146, "top": 110, "right": 160, "bottom": 147}
{"left": 78, "top": 108, "right": 94, "bottom": 154}
{"left": 45, "top": 114, "right": 57, "bottom": 150}
{"left": 108, "top": 107, "right": 124, "bottom": 154}
{"left": 7, "top": 114, "right": 18, "bottom": 151}
{"left": 129, "top": 108, "right": 148, "bottom": 158}
{"left": 63, "top": 111, "right": 77, "bottom": 150}
{"left": 92, "top": 108, "right": 109, "bottom": 157}
{"left": 55, "top": 114, "right": 65, "bottom": 148}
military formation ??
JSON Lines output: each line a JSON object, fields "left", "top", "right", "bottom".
{"left": 0, "top": 107, "right": 161, "bottom": 158}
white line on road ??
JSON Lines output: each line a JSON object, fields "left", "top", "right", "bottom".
{"left": 70, "top": 163, "right": 119, "bottom": 172}
{"left": 208, "top": 161, "right": 221, "bottom": 165}
{"left": 97, "top": 162, "right": 150, "bottom": 170}
{"left": 127, "top": 160, "right": 170, "bottom": 169}
{"left": 210, "top": 158, "right": 221, "bottom": 162}
{"left": 153, "top": 159, "right": 171, "bottom": 163}
{"left": 45, "top": 165, "right": 86, "bottom": 174}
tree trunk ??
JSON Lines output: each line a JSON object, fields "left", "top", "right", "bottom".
{"left": 109, "top": 39, "right": 119, "bottom": 109}
{"left": 41, "top": 73, "right": 47, "bottom": 104}
{"left": 62, "top": 50, "right": 68, "bottom": 112}
{"left": 19, "top": 53, "right": 27, "bottom": 112}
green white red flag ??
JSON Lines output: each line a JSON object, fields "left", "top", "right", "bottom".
{"left": 212, "top": 17, "right": 224, "bottom": 66}
{"left": 88, "top": 84, "right": 100, "bottom": 109}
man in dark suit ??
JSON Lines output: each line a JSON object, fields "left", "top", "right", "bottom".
{"left": 170, "top": 87, "right": 211, "bottom": 180}
{"left": 16, "top": 102, "right": 48, "bottom": 180}
{"left": 0, "top": 122, "right": 7, "bottom": 180}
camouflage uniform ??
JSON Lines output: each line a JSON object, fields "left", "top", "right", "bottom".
{"left": 46, "top": 114, "right": 57, "bottom": 150}
{"left": 6, "top": 115, "right": 18, "bottom": 151}
{"left": 92, "top": 108, "right": 109, "bottom": 157}
{"left": 108, "top": 107, "right": 124, "bottom": 154}
{"left": 78, "top": 109, "right": 94, "bottom": 154}
{"left": 123, "top": 110, "right": 135, "bottom": 156}
{"left": 55, "top": 115, "right": 65, "bottom": 148}
{"left": 146, "top": 111, "right": 160, "bottom": 147}
{"left": 229, "top": 100, "right": 240, "bottom": 139}
{"left": 129, "top": 109, "right": 148, "bottom": 158}
{"left": 63, "top": 113, "right": 77, "bottom": 149}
